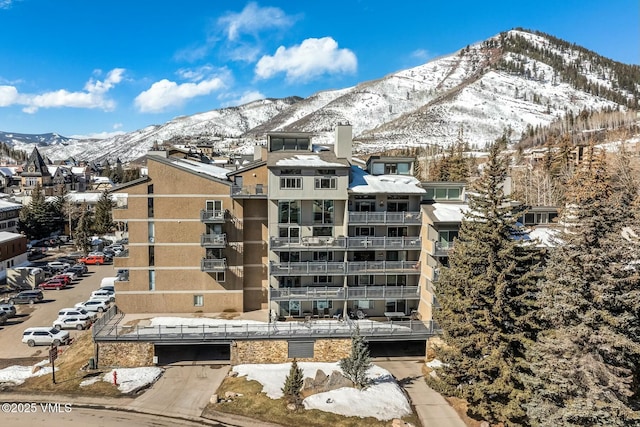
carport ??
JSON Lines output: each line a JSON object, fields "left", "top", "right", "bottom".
{"left": 154, "top": 342, "right": 231, "bottom": 365}
{"left": 368, "top": 339, "right": 427, "bottom": 358}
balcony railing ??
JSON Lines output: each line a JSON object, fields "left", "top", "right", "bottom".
{"left": 346, "top": 236, "right": 421, "bottom": 250}
{"left": 270, "top": 236, "right": 347, "bottom": 249}
{"left": 434, "top": 241, "right": 454, "bottom": 256}
{"left": 348, "top": 211, "right": 421, "bottom": 224}
{"left": 201, "top": 258, "right": 227, "bottom": 272}
{"left": 270, "top": 260, "right": 421, "bottom": 276}
{"left": 269, "top": 285, "right": 420, "bottom": 301}
{"left": 231, "top": 185, "right": 268, "bottom": 198}
{"left": 200, "top": 209, "right": 226, "bottom": 222}
{"left": 201, "top": 233, "right": 227, "bottom": 247}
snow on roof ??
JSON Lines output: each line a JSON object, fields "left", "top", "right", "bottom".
{"left": 0, "top": 199, "right": 21, "bottom": 212}
{"left": 233, "top": 362, "right": 411, "bottom": 421}
{"left": 92, "top": 176, "right": 113, "bottom": 184}
{"left": 71, "top": 166, "right": 86, "bottom": 174}
{"left": 275, "top": 154, "right": 345, "bottom": 167}
{"left": 170, "top": 158, "right": 230, "bottom": 180}
{"left": 431, "top": 203, "right": 468, "bottom": 222}
{"left": 349, "top": 166, "right": 425, "bottom": 194}
{"left": 0, "top": 231, "right": 23, "bottom": 242}
{"left": 0, "top": 167, "right": 14, "bottom": 176}
{"left": 66, "top": 192, "right": 103, "bottom": 203}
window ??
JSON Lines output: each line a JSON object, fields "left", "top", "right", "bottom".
{"left": 315, "top": 177, "right": 337, "bottom": 189}
{"left": 149, "top": 270, "right": 155, "bottom": 291}
{"left": 206, "top": 200, "right": 223, "bottom": 213}
{"left": 281, "top": 169, "right": 302, "bottom": 175}
{"left": 313, "top": 276, "right": 332, "bottom": 284}
{"left": 194, "top": 295, "right": 204, "bottom": 307}
{"left": 317, "top": 169, "right": 336, "bottom": 175}
{"left": 386, "top": 275, "right": 407, "bottom": 286}
{"left": 279, "top": 227, "right": 300, "bottom": 238}
{"left": 278, "top": 201, "right": 300, "bottom": 223}
{"left": 438, "top": 230, "right": 458, "bottom": 248}
{"left": 426, "top": 187, "right": 462, "bottom": 201}
{"left": 148, "top": 222, "right": 155, "bottom": 243}
{"left": 206, "top": 248, "right": 223, "bottom": 259}
{"left": 355, "top": 227, "right": 375, "bottom": 236}
{"left": 280, "top": 177, "right": 302, "bottom": 189}
{"left": 313, "top": 227, "right": 333, "bottom": 237}
{"left": 388, "top": 227, "right": 407, "bottom": 237}
{"left": 313, "top": 251, "right": 334, "bottom": 261}
{"left": 280, "top": 277, "right": 300, "bottom": 287}
{"left": 397, "top": 163, "right": 411, "bottom": 175}
{"left": 215, "top": 272, "right": 225, "bottom": 282}
{"left": 148, "top": 184, "right": 154, "bottom": 194}
{"left": 147, "top": 198, "right": 154, "bottom": 217}
{"left": 355, "top": 275, "right": 374, "bottom": 285}
{"left": 148, "top": 246, "right": 155, "bottom": 266}
{"left": 313, "top": 200, "right": 333, "bottom": 224}
{"left": 387, "top": 201, "right": 409, "bottom": 212}
{"left": 356, "top": 300, "right": 371, "bottom": 309}
{"left": 312, "top": 300, "right": 333, "bottom": 310}
{"left": 269, "top": 136, "right": 310, "bottom": 151}
{"left": 280, "top": 252, "right": 300, "bottom": 262}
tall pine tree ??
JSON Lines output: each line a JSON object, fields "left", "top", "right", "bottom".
{"left": 339, "top": 324, "right": 372, "bottom": 389}
{"left": 74, "top": 205, "right": 93, "bottom": 255}
{"left": 431, "top": 143, "right": 544, "bottom": 426}
{"left": 526, "top": 146, "right": 640, "bottom": 426}
{"left": 93, "top": 190, "right": 114, "bottom": 235}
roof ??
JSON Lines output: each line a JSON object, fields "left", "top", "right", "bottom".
{"left": 226, "top": 160, "right": 267, "bottom": 176}
{"left": 349, "top": 166, "right": 425, "bottom": 194}
{"left": 267, "top": 151, "right": 349, "bottom": 168}
{"left": 66, "top": 192, "right": 103, "bottom": 204}
{"left": 108, "top": 176, "right": 150, "bottom": 192}
{"left": 0, "top": 231, "right": 24, "bottom": 243}
{"left": 167, "top": 158, "right": 230, "bottom": 180}
{"left": 428, "top": 203, "right": 468, "bottom": 222}
{"left": 0, "top": 199, "right": 22, "bottom": 212}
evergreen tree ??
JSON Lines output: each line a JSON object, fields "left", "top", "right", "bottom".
{"left": 93, "top": 190, "right": 114, "bottom": 235}
{"left": 18, "top": 183, "right": 60, "bottom": 240}
{"left": 339, "top": 324, "right": 372, "bottom": 389}
{"left": 430, "top": 143, "right": 545, "bottom": 426}
{"left": 281, "top": 359, "right": 304, "bottom": 406}
{"left": 74, "top": 205, "right": 93, "bottom": 255}
{"left": 526, "top": 147, "right": 640, "bottom": 426}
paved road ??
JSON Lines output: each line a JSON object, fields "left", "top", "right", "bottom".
{"left": 377, "top": 360, "right": 466, "bottom": 427}
{"left": 0, "top": 264, "right": 117, "bottom": 360}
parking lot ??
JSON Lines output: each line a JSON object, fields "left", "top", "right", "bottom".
{"left": 0, "top": 264, "right": 118, "bottom": 360}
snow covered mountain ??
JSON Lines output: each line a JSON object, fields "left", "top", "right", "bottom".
{"left": 5, "top": 29, "right": 640, "bottom": 163}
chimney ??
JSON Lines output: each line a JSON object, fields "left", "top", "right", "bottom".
{"left": 253, "top": 145, "right": 263, "bottom": 161}
{"left": 334, "top": 123, "right": 352, "bottom": 162}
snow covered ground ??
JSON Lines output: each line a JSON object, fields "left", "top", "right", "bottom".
{"left": 79, "top": 367, "right": 164, "bottom": 393}
{"left": 0, "top": 360, "right": 52, "bottom": 385}
{"left": 233, "top": 362, "right": 412, "bottom": 421}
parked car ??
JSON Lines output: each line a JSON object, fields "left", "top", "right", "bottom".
{"left": 52, "top": 316, "right": 91, "bottom": 330}
{"left": 22, "top": 327, "right": 70, "bottom": 346}
{"left": 116, "top": 238, "right": 128, "bottom": 245}
{"left": 90, "top": 289, "right": 115, "bottom": 302}
{"left": 47, "top": 261, "right": 70, "bottom": 271}
{"left": 78, "top": 255, "right": 105, "bottom": 265}
{"left": 58, "top": 307, "right": 98, "bottom": 321}
{"left": 52, "top": 274, "right": 73, "bottom": 284}
{"left": 38, "top": 279, "right": 67, "bottom": 290}
{"left": 66, "top": 266, "right": 85, "bottom": 277}
{"left": 90, "top": 251, "right": 113, "bottom": 261}
{"left": 9, "top": 290, "right": 44, "bottom": 304}
{"left": 69, "top": 263, "right": 88, "bottom": 274}
{"left": 99, "top": 285, "right": 115, "bottom": 293}
{"left": 0, "top": 303, "right": 17, "bottom": 317}
{"left": 57, "top": 271, "right": 77, "bottom": 281}
{"left": 75, "top": 299, "right": 109, "bottom": 313}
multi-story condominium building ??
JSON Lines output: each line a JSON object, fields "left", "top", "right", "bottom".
{"left": 111, "top": 125, "right": 438, "bottom": 322}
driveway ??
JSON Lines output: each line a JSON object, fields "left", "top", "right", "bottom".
{"left": 377, "top": 360, "right": 466, "bottom": 427}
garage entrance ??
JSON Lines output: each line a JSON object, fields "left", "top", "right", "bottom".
{"left": 368, "top": 340, "right": 426, "bottom": 358}
{"left": 154, "top": 343, "right": 231, "bottom": 365}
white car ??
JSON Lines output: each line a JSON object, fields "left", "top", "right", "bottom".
{"left": 53, "top": 316, "right": 92, "bottom": 330}
{"left": 58, "top": 271, "right": 77, "bottom": 281}
{"left": 58, "top": 307, "right": 98, "bottom": 321}
{"left": 75, "top": 299, "right": 109, "bottom": 313}
{"left": 47, "top": 261, "right": 70, "bottom": 271}
{"left": 90, "top": 289, "right": 115, "bottom": 302}
{"left": 22, "top": 327, "right": 70, "bottom": 347}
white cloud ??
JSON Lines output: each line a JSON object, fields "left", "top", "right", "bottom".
{"left": 222, "top": 90, "right": 265, "bottom": 107}
{"left": 135, "top": 76, "right": 227, "bottom": 113}
{"left": 411, "top": 49, "right": 432, "bottom": 61}
{"left": 0, "top": 0, "right": 12, "bottom": 9}
{"left": 0, "top": 68, "right": 126, "bottom": 113}
{"left": 255, "top": 37, "right": 357, "bottom": 82}
{"left": 176, "top": 65, "right": 215, "bottom": 82}
{"left": 219, "top": 2, "right": 294, "bottom": 41}
{"left": 113, "top": 123, "right": 123, "bottom": 130}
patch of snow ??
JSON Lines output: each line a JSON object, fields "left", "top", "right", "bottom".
{"left": 275, "top": 155, "right": 345, "bottom": 167}
{"left": 100, "top": 367, "right": 163, "bottom": 393}
{"left": 0, "top": 360, "right": 53, "bottom": 385}
{"left": 349, "top": 166, "right": 424, "bottom": 194}
{"left": 425, "top": 359, "right": 445, "bottom": 369}
{"left": 431, "top": 203, "right": 468, "bottom": 222}
{"left": 233, "top": 362, "right": 411, "bottom": 421}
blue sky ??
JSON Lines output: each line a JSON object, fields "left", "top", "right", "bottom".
{"left": 0, "top": 0, "right": 637, "bottom": 138}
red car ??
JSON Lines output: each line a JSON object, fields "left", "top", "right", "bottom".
{"left": 39, "top": 279, "right": 67, "bottom": 290}
{"left": 52, "top": 274, "right": 72, "bottom": 285}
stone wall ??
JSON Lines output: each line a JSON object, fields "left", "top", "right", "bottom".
{"left": 97, "top": 342, "right": 155, "bottom": 368}
{"left": 231, "top": 339, "right": 351, "bottom": 365}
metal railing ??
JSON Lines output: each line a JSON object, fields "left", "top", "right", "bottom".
{"left": 270, "top": 236, "right": 347, "bottom": 249}
{"left": 346, "top": 236, "right": 421, "bottom": 249}
{"left": 201, "top": 258, "right": 227, "bottom": 271}
{"left": 93, "top": 318, "right": 440, "bottom": 342}
{"left": 231, "top": 185, "right": 268, "bottom": 197}
{"left": 269, "top": 285, "right": 420, "bottom": 301}
{"left": 92, "top": 305, "right": 123, "bottom": 338}
{"left": 348, "top": 211, "right": 421, "bottom": 224}
{"left": 200, "top": 209, "right": 226, "bottom": 222}
{"left": 270, "top": 260, "right": 421, "bottom": 275}
{"left": 434, "top": 241, "right": 454, "bottom": 256}
{"left": 201, "top": 233, "right": 227, "bottom": 246}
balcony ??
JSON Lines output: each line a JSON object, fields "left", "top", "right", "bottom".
{"left": 434, "top": 241, "right": 454, "bottom": 256}
{"left": 269, "top": 285, "right": 420, "bottom": 301}
{"left": 201, "top": 233, "right": 227, "bottom": 247}
{"left": 270, "top": 236, "right": 347, "bottom": 250}
{"left": 348, "top": 211, "right": 421, "bottom": 225}
{"left": 231, "top": 185, "right": 268, "bottom": 198}
{"left": 269, "top": 260, "right": 421, "bottom": 276}
{"left": 201, "top": 258, "right": 227, "bottom": 272}
{"left": 346, "top": 236, "right": 421, "bottom": 250}
{"left": 200, "top": 209, "right": 226, "bottom": 223}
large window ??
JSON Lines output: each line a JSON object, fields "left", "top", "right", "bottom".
{"left": 149, "top": 270, "right": 155, "bottom": 291}
{"left": 313, "top": 200, "right": 334, "bottom": 224}
{"left": 438, "top": 230, "right": 458, "bottom": 248}
{"left": 280, "top": 177, "right": 302, "bottom": 189}
{"left": 278, "top": 201, "right": 300, "bottom": 224}
{"left": 280, "top": 252, "right": 300, "bottom": 262}
{"left": 313, "top": 251, "right": 334, "bottom": 261}
{"left": 313, "top": 227, "right": 333, "bottom": 236}
{"left": 315, "top": 177, "right": 337, "bottom": 189}
{"left": 270, "top": 137, "right": 310, "bottom": 151}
